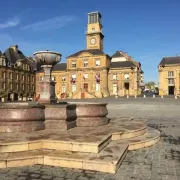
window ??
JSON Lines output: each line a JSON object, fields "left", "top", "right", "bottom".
{"left": 27, "top": 85, "right": 29, "bottom": 91}
{"left": 96, "top": 60, "right": 100, "bottom": 66}
{"left": 83, "top": 73, "right": 88, "bottom": 80}
{"left": 84, "top": 61, "right": 88, "bottom": 67}
{"left": 113, "top": 74, "right": 117, "bottom": 80}
{"left": 52, "top": 76, "right": 56, "bottom": 81}
{"left": 32, "top": 76, "right": 35, "bottom": 82}
{"left": 72, "top": 74, "right": 76, "bottom": 79}
{"left": 27, "top": 75, "right": 30, "bottom": 81}
{"left": 2, "top": 72, "right": 6, "bottom": 79}
{"left": 16, "top": 83, "right": 19, "bottom": 90}
{"left": 40, "top": 76, "right": 44, "bottom": 81}
{"left": 62, "top": 76, "right": 66, "bottom": 81}
{"left": 22, "top": 75, "right": 25, "bottom": 81}
{"left": 2, "top": 59, "right": 5, "bottom": 66}
{"left": 72, "top": 62, "right": 76, "bottom": 68}
{"left": 168, "top": 79, "right": 174, "bottom": 85}
{"left": 32, "top": 85, "right": 35, "bottom": 91}
{"left": 2, "top": 82, "right": 5, "bottom": 89}
{"left": 62, "top": 84, "right": 66, "bottom": 93}
{"left": 92, "top": 28, "right": 95, "bottom": 32}
{"left": 72, "top": 84, "right": 76, "bottom": 92}
{"left": 84, "top": 83, "right": 88, "bottom": 91}
{"left": 96, "top": 83, "right": 101, "bottom": 91}
{"left": 22, "top": 84, "right": 25, "bottom": 90}
{"left": 9, "top": 73, "right": 13, "bottom": 79}
{"left": 16, "top": 74, "right": 19, "bottom": 80}
{"left": 124, "top": 73, "right": 129, "bottom": 80}
{"left": 9, "top": 83, "right": 13, "bottom": 90}
{"left": 168, "top": 71, "right": 174, "bottom": 77}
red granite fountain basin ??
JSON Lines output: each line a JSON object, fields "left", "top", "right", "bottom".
{"left": 0, "top": 102, "right": 45, "bottom": 132}
{"left": 44, "top": 103, "right": 77, "bottom": 130}
{"left": 68, "top": 102, "right": 109, "bottom": 127}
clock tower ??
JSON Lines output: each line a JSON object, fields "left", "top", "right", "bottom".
{"left": 86, "top": 12, "right": 104, "bottom": 51}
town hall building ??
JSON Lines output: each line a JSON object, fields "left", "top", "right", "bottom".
{"left": 36, "top": 12, "right": 144, "bottom": 99}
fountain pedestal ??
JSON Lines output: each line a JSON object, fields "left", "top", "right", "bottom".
{"left": 38, "top": 65, "right": 56, "bottom": 104}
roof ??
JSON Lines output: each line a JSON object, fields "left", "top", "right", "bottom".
{"left": 4, "top": 47, "right": 26, "bottom": 65}
{"left": 111, "top": 51, "right": 124, "bottom": 58}
{"left": 159, "top": 56, "right": 180, "bottom": 66}
{"left": 110, "top": 61, "right": 137, "bottom": 68}
{"left": 36, "top": 63, "right": 67, "bottom": 73}
{"left": 53, "top": 63, "right": 67, "bottom": 71}
{"left": 67, "top": 49, "right": 107, "bottom": 58}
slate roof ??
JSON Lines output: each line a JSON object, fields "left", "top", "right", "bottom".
{"left": 53, "top": 63, "right": 67, "bottom": 71}
{"left": 159, "top": 56, "right": 180, "bottom": 66}
{"left": 111, "top": 51, "right": 124, "bottom": 58}
{"left": 67, "top": 49, "right": 109, "bottom": 58}
{"left": 36, "top": 63, "right": 67, "bottom": 73}
{"left": 4, "top": 47, "right": 26, "bottom": 65}
{"left": 110, "top": 61, "right": 137, "bottom": 68}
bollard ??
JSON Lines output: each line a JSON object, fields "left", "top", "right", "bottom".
{"left": 127, "top": 95, "right": 129, "bottom": 98}
{"left": 175, "top": 96, "right": 177, "bottom": 99}
{"left": 161, "top": 95, "right": 163, "bottom": 98}
{"left": 134, "top": 95, "right": 137, "bottom": 98}
{"left": 153, "top": 94, "right": 155, "bottom": 98}
{"left": 144, "top": 94, "right": 146, "bottom": 98}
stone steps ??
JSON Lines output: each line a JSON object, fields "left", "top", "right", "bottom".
{"left": 119, "top": 128, "right": 160, "bottom": 150}
{"left": 0, "top": 141, "right": 129, "bottom": 174}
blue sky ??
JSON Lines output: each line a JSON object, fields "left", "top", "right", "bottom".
{"left": 0, "top": 0, "right": 180, "bottom": 83}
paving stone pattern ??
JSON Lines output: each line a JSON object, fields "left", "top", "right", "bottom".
{"left": 0, "top": 98, "right": 180, "bottom": 180}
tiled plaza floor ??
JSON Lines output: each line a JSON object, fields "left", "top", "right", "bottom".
{"left": 0, "top": 98, "right": 179, "bottom": 180}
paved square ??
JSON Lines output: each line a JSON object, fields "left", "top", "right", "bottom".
{"left": 0, "top": 98, "right": 179, "bottom": 180}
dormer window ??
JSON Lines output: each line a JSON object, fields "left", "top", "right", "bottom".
{"left": 72, "top": 62, "right": 76, "bottom": 68}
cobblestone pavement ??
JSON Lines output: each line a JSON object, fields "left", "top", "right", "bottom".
{"left": 0, "top": 98, "right": 180, "bottom": 180}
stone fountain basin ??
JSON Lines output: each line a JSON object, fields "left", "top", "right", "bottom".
{"left": 0, "top": 102, "right": 45, "bottom": 132}
{"left": 68, "top": 102, "right": 108, "bottom": 127}
{"left": 33, "top": 50, "right": 61, "bottom": 66}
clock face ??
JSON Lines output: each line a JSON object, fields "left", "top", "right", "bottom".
{"left": 90, "top": 38, "right": 96, "bottom": 45}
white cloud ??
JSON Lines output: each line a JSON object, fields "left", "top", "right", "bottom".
{"left": 21, "top": 15, "right": 76, "bottom": 31}
{"left": 0, "top": 17, "right": 20, "bottom": 29}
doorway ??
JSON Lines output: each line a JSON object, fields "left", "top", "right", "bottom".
{"left": 168, "top": 86, "right": 174, "bottom": 95}
{"left": 113, "top": 84, "right": 118, "bottom": 95}
{"left": 124, "top": 83, "right": 130, "bottom": 95}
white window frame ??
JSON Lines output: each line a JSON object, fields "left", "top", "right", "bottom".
{"left": 96, "top": 83, "right": 101, "bottom": 91}
{"left": 124, "top": 73, "right": 129, "bottom": 80}
{"left": 72, "top": 84, "right": 76, "bottom": 92}
{"left": 52, "top": 76, "right": 56, "bottom": 81}
{"left": 84, "top": 61, "right": 88, "bottom": 67}
{"left": 72, "top": 62, "right": 76, "bottom": 68}
{"left": 96, "top": 60, "right": 100, "bottom": 66}
{"left": 72, "top": 74, "right": 76, "bottom": 79}
{"left": 113, "top": 74, "right": 117, "bottom": 80}
{"left": 62, "top": 84, "right": 66, "bottom": 93}
{"left": 62, "top": 76, "right": 66, "bottom": 81}
{"left": 84, "top": 73, "right": 88, "bottom": 79}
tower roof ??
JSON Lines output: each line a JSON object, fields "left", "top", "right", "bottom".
{"left": 88, "top": 11, "right": 102, "bottom": 18}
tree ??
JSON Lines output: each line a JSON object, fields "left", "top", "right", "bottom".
{"left": 145, "top": 81, "right": 156, "bottom": 89}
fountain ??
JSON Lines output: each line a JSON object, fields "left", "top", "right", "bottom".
{"left": 0, "top": 50, "right": 160, "bottom": 174}
{"left": 33, "top": 50, "right": 61, "bottom": 104}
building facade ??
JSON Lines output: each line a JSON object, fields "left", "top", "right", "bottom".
{"left": 36, "top": 12, "right": 143, "bottom": 99}
{"left": 158, "top": 56, "right": 180, "bottom": 96}
{"left": 0, "top": 45, "right": 36, "bottom": 102}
